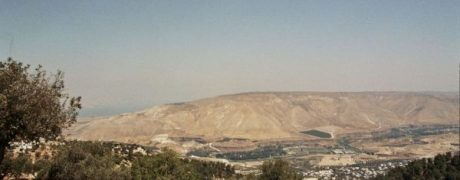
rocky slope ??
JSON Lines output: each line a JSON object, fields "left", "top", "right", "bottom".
{"left": 66, "top": 92, "right": 458, "bottom": 144}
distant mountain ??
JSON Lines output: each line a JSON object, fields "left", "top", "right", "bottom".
{"left": 66, "top": 92, "right": 458, "bottom": 145}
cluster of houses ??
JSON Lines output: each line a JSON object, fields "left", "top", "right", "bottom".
{"left": 302, "top": 160, "right": 408, "bottom": 179}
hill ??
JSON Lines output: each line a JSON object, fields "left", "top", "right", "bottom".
{"left": 66, "top": 92, "right": 458, "bottom": 145}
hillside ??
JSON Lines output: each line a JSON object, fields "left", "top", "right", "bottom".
{"left": 66, "top": 92, "right": 458, "bottom": 145}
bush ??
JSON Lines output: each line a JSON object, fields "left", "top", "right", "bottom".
{"left": 131, "top": 148, "right": 200, "bottom": 180}
{"left": 0, "top": 152, "right": 35, "bottom": 179}
{"left": 258, "top": 159, "right": 302, "bottom": 180}
{"left": 374, "top": 152, "right": 460, "bottom": 180}
{"left": 37, "top": 141, "right": 130, "bottom": 180}
{"left": 2, "top": 141, "right": 239, "bottom": 179}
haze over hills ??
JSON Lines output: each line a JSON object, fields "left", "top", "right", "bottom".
{"left": 67, "top": 92, "right": 458, "bottom": 145}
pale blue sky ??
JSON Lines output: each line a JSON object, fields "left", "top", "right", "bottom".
{"left": 0, "top": 1, "right": 459, "bottom": 116}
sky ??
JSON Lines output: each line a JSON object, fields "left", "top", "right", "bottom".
{"left": 0, "top": 0, "right": 459, "bottom": 117}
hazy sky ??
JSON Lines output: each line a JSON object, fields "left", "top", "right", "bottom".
{"left": 0, "top": 1, "right": 459, "bottom": 116}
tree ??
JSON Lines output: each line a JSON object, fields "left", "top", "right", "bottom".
{"left": 258, "top": 159, "right": 302, "bottom": 180}
{"left": 0, "top": 58, "right": 81, "bottom": 173}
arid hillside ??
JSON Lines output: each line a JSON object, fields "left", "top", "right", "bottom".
{"left": 66, "top": 92, "right": 458, "bottom": 144}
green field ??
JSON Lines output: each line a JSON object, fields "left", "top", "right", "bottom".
{"left": 301, "top": 130, "right": 332, "bottom": 138}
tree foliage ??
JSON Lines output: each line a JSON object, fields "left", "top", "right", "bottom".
{"left": 374, "top": 152, "right": 460, "bottom": 180}
{"left": 2, "top": 141, "right": 237, "bottom": 179}
{"left": 187, "top": 158, "right": 235, "bottom": 179}
{"left": 0, "top": 58, "right": 81, "bottom": 170}
{"left": 258, "top": 159, "right": 302, "bottom": 180}
{"left": 131, "top": 148, "right": 235, "bottom": 179}
{"left": 37, "top": 141, "right": 130, "bottom": 180}
{"left": 0, "top": 152, "right": 35, "bottom": 179}
{"left": 131, "top": 148, "right": 200, "bottom": 180}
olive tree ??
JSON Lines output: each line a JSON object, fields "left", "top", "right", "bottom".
{"left": 0, "top": 58, "right": 81, "bottom": 167}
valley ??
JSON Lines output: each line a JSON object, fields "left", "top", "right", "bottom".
{"left": 186, "top": 124, "right": 459, "bottom": 178}
{"left": 65, "top": 92, "right": 459, "bottom": 178}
